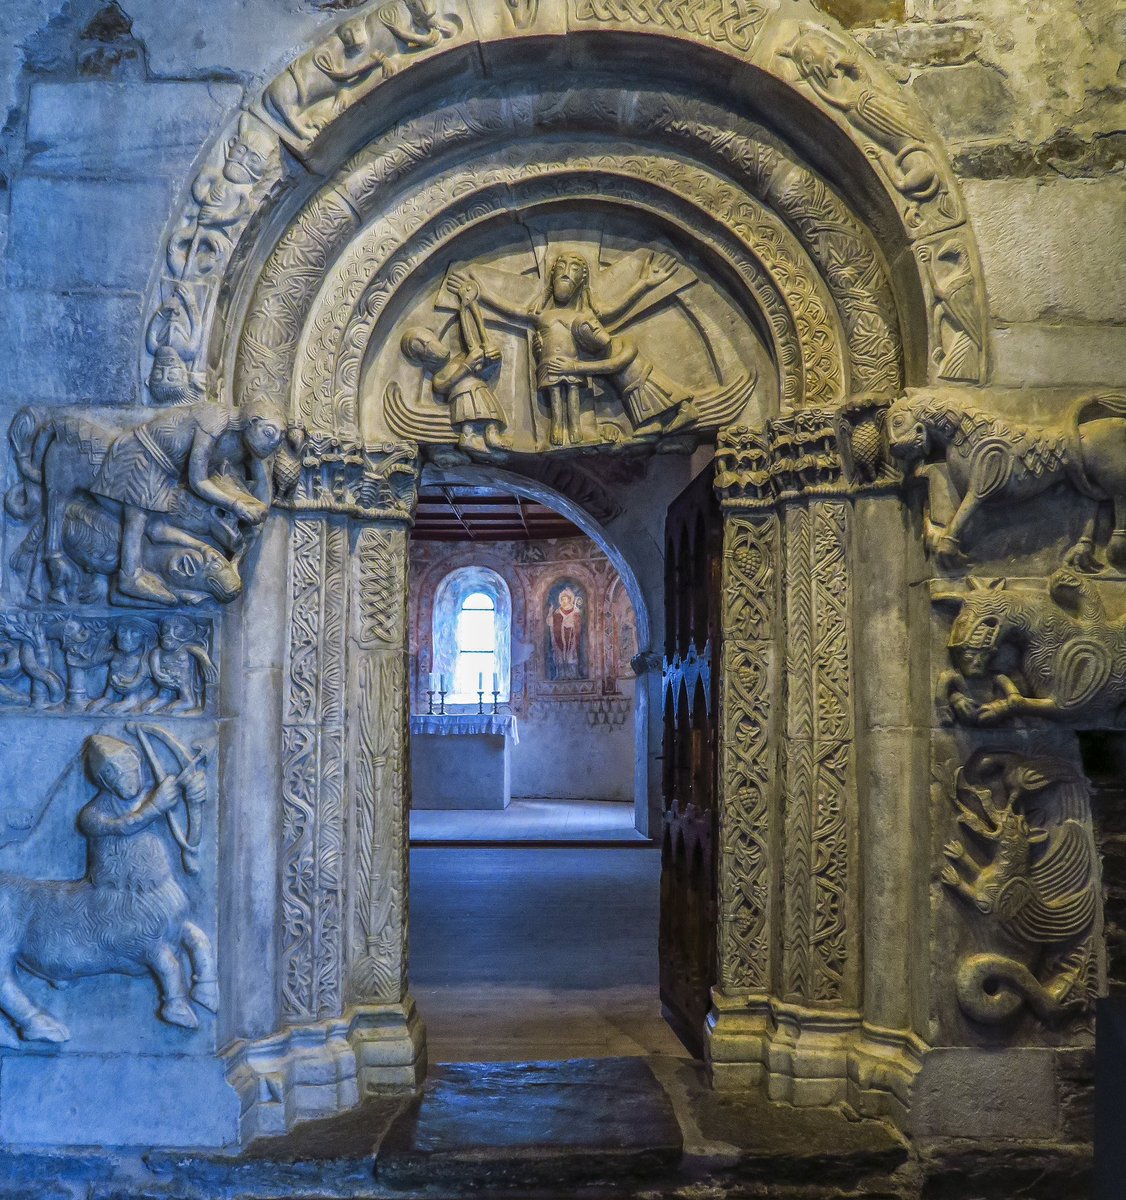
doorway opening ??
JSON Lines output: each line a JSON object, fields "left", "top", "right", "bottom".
{"left": 405, "top": 477, "right": 685, "bottom": 1064}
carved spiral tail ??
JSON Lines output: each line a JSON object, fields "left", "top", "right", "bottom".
{"left": 956, "top": 952, "right": 1083, "bottom": 1025}
{"left": 4, "top": 407, "right": 47, "bottom": 520}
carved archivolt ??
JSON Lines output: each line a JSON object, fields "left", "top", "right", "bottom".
{"left": 137, "top": 7, "right": 987, "bottom": 416}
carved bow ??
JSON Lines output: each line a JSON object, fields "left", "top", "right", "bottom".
{"left": 126, "top": 722, "right": 209, "bottom": 875}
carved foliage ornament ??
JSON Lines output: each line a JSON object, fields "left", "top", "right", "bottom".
{"left": 942, "top": 750, "right": 1097, "bottom": 1026}
{"left": 0, "top": 726, "right": 215, "bottom": 1044}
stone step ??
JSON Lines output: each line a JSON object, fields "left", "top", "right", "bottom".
{"left": 374, "top": 1057, "right": 683, "bottom": 1192}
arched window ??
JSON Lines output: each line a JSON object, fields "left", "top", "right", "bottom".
{"left": 431, "top": 567, "right": 511, "bottom": 704}
{"left": 453, "top": 590, "right": 497, "bottom": 701}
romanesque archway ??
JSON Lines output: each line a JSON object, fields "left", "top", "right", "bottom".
{"left": 186, "top": 0, "right": 985, "bottom": 1140}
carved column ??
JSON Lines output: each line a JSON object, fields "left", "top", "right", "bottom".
{"left": 779, "top": 495, "right": 858, "bottom": 1008}
{"left": 274, "top": 439, "right": 423, "bottom": 1093}
{"left": 708, "top": 404, "right": 910, "bottom": 1109}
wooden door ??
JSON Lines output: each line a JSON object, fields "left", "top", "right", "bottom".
{"left": 658, "top": 462, "right": 721, "bottom": 1057}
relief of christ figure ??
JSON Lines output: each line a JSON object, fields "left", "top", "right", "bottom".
{"left": 446, "top": 249, "right": 699, "bottom": 449}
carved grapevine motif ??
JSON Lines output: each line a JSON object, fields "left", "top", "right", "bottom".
{"left": 281, "top": 519, "right": 349, "bottom": 1021}
{"left": 718, "top": 514, "right": 779, "bottom": 991}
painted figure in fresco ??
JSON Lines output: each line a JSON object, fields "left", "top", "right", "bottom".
{"left": 91, "top": 619, "right": 156, "bottom": 714}
{"left": 547, "top": 583, "right": 585, "bottom": 680}
{"left": 148, "top": 616, "right": 218, "bottom": 715}
{"left": 400, "top": 326, "right": 507, "bottom": 454}
{"left": 262, "top": 14, "right": 394, "bottom": 143}
{"left": 447, "top": 250, "right": 688, "bottom": 447}
{"left": 0, "top": 730, "right": 216, "bottom": 1043}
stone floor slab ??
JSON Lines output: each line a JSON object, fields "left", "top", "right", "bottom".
{"left": 375, "top": 1057, "right": 683, "bottom": 1191}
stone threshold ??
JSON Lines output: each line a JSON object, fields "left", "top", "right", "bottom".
{"left": 0, "top": 1056, "right": 1092, "bottom": 1199}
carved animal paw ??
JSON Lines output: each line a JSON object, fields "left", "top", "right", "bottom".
{"left": 21, "top": 1012, "right": 70, "bottom": 1043}
{"left": 1064, "top": 540, "right": 1104, "bottom": 575}
{"left": 943, "top": 839, "right": 965, "bottom": 862}
{"left": 160, "top": 998, "right": 199, "bottom": 1029}
{"left": 191, "top": 979, "right": 219, "bottom": 1013}
{"left": 940, "top": 865, "right": 961, "bottom": 889}
{"left": 975, "top": 699, "right": 1013, "bottom": 724}
{"left": 933, "top": 537, "right": 968, "bottom": 570}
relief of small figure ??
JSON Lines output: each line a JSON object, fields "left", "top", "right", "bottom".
{"left": 147, "top": 617, "right": 218, "bottom": 715}
{"left": 89, "top": 399, "right": 284, "bottom": 605}
{"left": 262, "top": 15, "right": 394, "bottom": 144}
{"left": 54, "top": 618, "right": 113, "bottom": 709}
{"left": 400, "top": 326, "right": 507, "bottom": 455}
{"left": 166, "top": 114, "right": 276, "bottom": 281}
{"left": 0, "top": 730, "right": 216, "bottom": 1043}
{"left": 0, "top": 614, "right": 65, "bottom": 708}
{"left": 379, "top": 0, "right": 458, "bottom": 49}
{"left": 90, "top": 620, "right": 156, "bottom": 714}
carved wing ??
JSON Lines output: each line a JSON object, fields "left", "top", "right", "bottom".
{"left": 1054, "top": 637, "right": 1113, "bottom": 712}
{"left": 1004, "top": 820, "right": 1095, "bottom": 945}
{"left": 689, "top": 370, "right": 757, "bottom": 429}
{"left": 383, "top": 381, "right": 456, "bottom": 443}
{"left": 597, "top": 253, "right": 696, "bottom": 332}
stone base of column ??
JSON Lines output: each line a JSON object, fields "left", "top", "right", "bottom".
{"left": 706, "top": 991, "right": 924, "bottom": 1129}
{"left": 226, "top": 997, "right": 425, "bottom": 1144}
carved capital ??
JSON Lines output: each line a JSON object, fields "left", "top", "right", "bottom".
{"left": 715, "top": 398, "right": 900, "bottom": 510}
{"left": 275, "top": 435, "right": 419, "bottom": 523}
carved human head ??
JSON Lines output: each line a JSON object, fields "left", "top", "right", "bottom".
{"left": 116, "top": 620, "right": 148, "bottom": 653}
{"left": 940, "top": 581, "right": 1011, "bottom": 678}
{"left": 148, "top": 346, "right": 196, "bottom": 407}
{"left": 242, "top": 397, "right": 286, "bottom": 459}
{"left": 572, "top": 318, "right": 611, "bottom": 356}
{"left": 224, "top": 116, "right": 273, "bottom": 186}
{"left": 84, "top": 735, "right": 143, "bottom": 798}
{"left": 550, "top": 253, "right": 589, "bottom": 306}
{"left": 401, "top": 327, "right": 450, "bottom": 370}
{"left": 887, "top": 398, "right": 929, "bottom": 464}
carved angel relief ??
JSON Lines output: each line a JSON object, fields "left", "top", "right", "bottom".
{"left": 386, "top": 245, "right": 757, "bottom": 459}
{"left": 942, "top": 750, "right": 1097, "bottom": 1026}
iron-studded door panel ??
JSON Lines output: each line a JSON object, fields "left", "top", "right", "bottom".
{"left": 659, "top": 461, "right": 721, "bottom": 1057}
